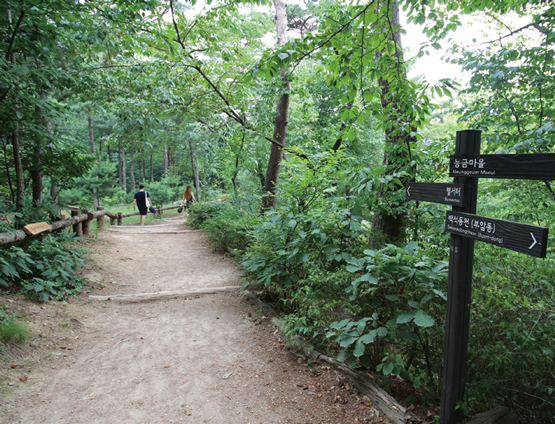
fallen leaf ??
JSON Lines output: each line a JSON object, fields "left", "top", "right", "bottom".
{"left": 19, "top": 375, "right": 28, "bottom": 381}
{"left": 60, "top": 346, "right": 67, "bottom": 349}
{"left": 10, "top": 364, "right": 18, "bottom": 368}
{"left": 222, "top": 371, "right": 233, "bottom": 379}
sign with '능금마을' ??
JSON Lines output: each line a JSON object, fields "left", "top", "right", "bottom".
{"left": 449, "top": 153, "right": 555, "bottom": 180}
{"left": 445, "top": 211, "right": 549, "bottom": 258}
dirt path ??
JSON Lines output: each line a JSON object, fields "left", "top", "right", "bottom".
{"left": 1, "top": 216, "right": 378, "bottom": 424}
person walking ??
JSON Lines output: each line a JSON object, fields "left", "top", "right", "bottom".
{"left": 181, "top": 185, "right": 197, "bottom": 209}
{"left": 133, "top": 184, "right": 153, "bottom": 227}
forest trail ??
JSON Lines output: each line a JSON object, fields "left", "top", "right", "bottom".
{"left": 1, "top": 215, "right": 376, "bottom": 424}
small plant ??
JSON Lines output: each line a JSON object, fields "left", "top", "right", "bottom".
{"left": 0, "top": 321, "right": 32, "bottom": 343}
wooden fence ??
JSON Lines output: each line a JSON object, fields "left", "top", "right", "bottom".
{"left": 0, "top": 205, "right": 180, "bottom": 246}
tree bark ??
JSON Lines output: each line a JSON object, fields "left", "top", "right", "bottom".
{"left": 150, "top": 151, "right": 153, "bottom": 183}
{"left": 88, "top": 107, "right": 96, "bottom": 155}
{"left": 88, "top": 107, "right": 99, "bottom": 209}
{"left": 122, "top": 147, "right": 127, "bottom": 193}
{"left": 130, "top": 149, "right": 136, "bottom": 193}
{"left": 8, "top": 10, "right": 24, "bottom": 214}
{"left": 369, "top": 0, "right": 415, "bottom": 247}
{"left": 31, "top": 104, "right": 44, "bottom": 206}
{"left": 118, "top": 144, "right": 122, "bottom": 191}
{"left": 188, "top": 140, "right": 201, "bottom": 201}
{"left": 164, "top": 144, "right": 168, "bottom": 176}
{"left": 261, "top": 0, "right": 290, "bottom": 212}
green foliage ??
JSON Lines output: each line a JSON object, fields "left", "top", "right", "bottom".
{"left": 467, "top": 245, "right": 555, "bottom": 422}
{"left": 187, "top": 202, "right": 234, "bottom": 229}
{"left": 326, "top": 243, "right": 447, "bottom": 385}
{"left": 0, "top": 234, "right": 86, "bottom": 302}
{"left": 0, "top": 304, "right": 32, "bottom": 344}
{"left": 198, "top": 203, "right": 260, "bottom": 254}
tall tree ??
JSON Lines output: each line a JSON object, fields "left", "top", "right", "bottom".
{"left": 261, "top": 0, "right": 291, "bottom": 211}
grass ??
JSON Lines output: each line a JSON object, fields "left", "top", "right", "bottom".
{"left": 0, "top": 322, "right": 32, "bottom": 343}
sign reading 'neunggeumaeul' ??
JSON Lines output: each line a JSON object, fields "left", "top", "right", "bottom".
{"left": 449, "top": 153, "right": 555, "bottom": 180}
{"left": 405, "top": 182, "right": 465, "bottom": 206}
{"left": 445, "top": 211, "right": 549, "bottom": 258}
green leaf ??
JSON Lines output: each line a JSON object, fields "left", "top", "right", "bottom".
{"left": 353, "top": 340, "right": 365, "bottom": 357}
{"left": 414, "top": 310, "right": 435, "bottom": 328}
{"left": 340, "top": 336, "right": 358, "bottom": 347}
{"left": 383, "top": 361, "right": 394, "bottom": 375}
{"left": 397, "top": 313, "right": 414, "bottom": 324}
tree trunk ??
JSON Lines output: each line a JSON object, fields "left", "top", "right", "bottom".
{"left": 122, "top": 147, "right": 127, "bottom": 194}
{"left": 88, "top": 108, "right": 99, "bottom": 209}
{"left": 8, "top": 10, "right": 24, "bottom": 213}
{"left": 261, "top": 0, "right": 290, "bottom": 212}
{"left": 88, "top": 107, "right": 96, "bottom": 155}
{"left": 164, "top": 144, "right": 168, "bottom": 176}
{"left": 369, "top": 0, "right": 415, "bottom": 247}
{"left": 31, "top": 104, "right": 44, "bottom": 206}
{"left": 118, "top": 145, "right": 122, "bottom": 189}
{"left": 188, "top": 140, "right": 201, "bottom": 201}
{"left": 150, "top": 151, "right": 153, "bottom": 183}
{"left": 12, "top": 124, "right": 23, "bottom": 213}
{"left": 130, "top": 149, "right": 136, "bottom": 193}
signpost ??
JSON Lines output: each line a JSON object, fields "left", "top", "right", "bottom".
{"left": 449, "top": 153, "right": 555, "bottom": 180}
{"left": 406, "top": 182, "right": 465, "bottom": 206}
{"left": 445, "top": 211, "right": 548, "bottom": 258}
{"left": 406, "top": 129, "right": 553, "bottom": 424}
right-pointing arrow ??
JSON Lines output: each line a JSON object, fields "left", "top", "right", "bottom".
{"left": 529, "top": 232, "right": 538, "bottom": 250}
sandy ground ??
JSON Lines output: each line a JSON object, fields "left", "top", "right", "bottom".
{"left": 0, "top": 215, "right": 379, "bottom": 424}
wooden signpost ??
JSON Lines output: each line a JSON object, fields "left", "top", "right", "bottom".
{"left": 406, "top": 130, "right": 553, "bottom": 424}
{"left": 406, "top": 182, "right": 465, "bottom": 206}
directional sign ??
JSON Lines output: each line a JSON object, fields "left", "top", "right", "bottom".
{"left": 445, "top": 211, "right": 549, "bottom": 258}
{"left": 449, "top": 153, "right": 555, "bottom": 180}
{"left": 406, "top": 182, "right": 465, "bottom": 206}
{"left": 23, "top": 222, "right": 51, "bottom": 236}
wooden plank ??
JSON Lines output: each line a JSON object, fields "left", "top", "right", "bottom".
{"left": 23, "top": 222, "right": 52, "bottom": 236}
{"left": 445, "top": 211, "right": 549, "bottom": 258}
{"left": 89, "top": 286, "right": 242, "bottom": 302}
{"left": 466, "top": 406, "right": 519, "bottom": 424}
{"left": 449, "top": 153, "right": 555, "bottom": 180}
{"left": 406, "top": 182, "right": 465, "bottom": 206}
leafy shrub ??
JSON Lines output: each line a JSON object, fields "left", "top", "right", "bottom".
{"left": 201, "top": 205, "right": 259, "bottom": 254}
{"left": 0, "top": 234, "right": 86, "bottom": 301}
{"left": 187, "top": 201, "right": 233, "bottom": 228}
{"left": 326, "top": 242, "right": 448, "bottom": 389}
{"left": 466, "top": 246, "right": 555, "bottom": 422}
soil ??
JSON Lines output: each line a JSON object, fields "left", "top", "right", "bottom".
{"left": 0, "top": 214, "right": 383, "bottom": 424}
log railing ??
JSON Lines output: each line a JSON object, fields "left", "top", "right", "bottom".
{"left": 0, "top": 205, "right": 180, "bottom": 246}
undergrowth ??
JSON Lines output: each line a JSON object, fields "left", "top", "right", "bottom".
{"left": 188, "top": 196, "right": 555, "bottom": 423}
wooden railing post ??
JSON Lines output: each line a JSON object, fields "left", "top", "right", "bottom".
{"left": 117, "top": 212, "right": 122, "bottom": 226}
{"left": 109, "top": 214, "right": 115, "bottom": 226}
{"left": 83, "top": 209, "right": 92, "bottom": 236}
{"left": 71, "top": 209, "right": 83, "bottom": 237}
{"left": 96, "top": 207, "right": 105, "bottom": 231}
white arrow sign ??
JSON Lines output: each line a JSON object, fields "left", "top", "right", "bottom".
{"left": 529, "top": 232, "right": 538, "bottom": 250}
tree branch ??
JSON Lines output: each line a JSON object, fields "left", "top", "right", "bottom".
{"left": 5, "top": 8, "right": 25, "bottom": 62}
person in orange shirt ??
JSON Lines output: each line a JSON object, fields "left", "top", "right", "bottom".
{"left": 181, "top": 185, "right": 197, "bottom": 210}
